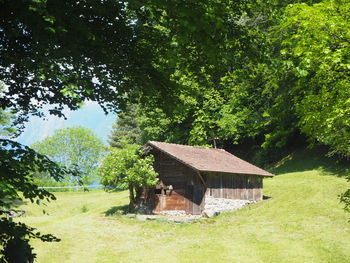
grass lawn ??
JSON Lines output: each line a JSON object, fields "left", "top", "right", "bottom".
{"left": 18, "top": 151, "right": 350, "bottom": 263}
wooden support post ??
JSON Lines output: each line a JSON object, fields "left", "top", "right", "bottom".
{"left": 196, "top": 171, "right": 206, "bottom": 187}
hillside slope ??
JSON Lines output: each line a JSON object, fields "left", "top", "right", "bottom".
{"left": 18, "top": 150, "right": 350, "bottom": 263}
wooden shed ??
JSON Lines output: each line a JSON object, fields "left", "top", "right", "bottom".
{"left": 143, "top": 141, "right": 273, "bottom": 215}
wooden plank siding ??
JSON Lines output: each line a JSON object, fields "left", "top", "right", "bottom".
{"left": 151, "top": 151, "right": 204, "bottom": 214}
{"left": 190, "top": 171, "right": 205, "bottom": 215}
{"left": 204, "top": 172, "right": 263, "bottom": 201}
{"left": 154, "top": 192, "right": 186, "bottom": 211}
{"left": 154, "top": 152, "right": 187, "bottom": 190}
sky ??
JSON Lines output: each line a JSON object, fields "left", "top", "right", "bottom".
{"left": 15, "top": 101, "right": 116, "bottom": 146}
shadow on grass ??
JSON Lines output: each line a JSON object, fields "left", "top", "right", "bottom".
{"left": 269, "top": 146, "right": 350, "bottom": 177}
{"left": 104, "top": 205, "right": 129, "bottom": 216}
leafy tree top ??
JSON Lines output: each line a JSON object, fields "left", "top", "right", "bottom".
{"left": 109, "top": 104, "right": 142, "bottom": 148}
{"left": 32, "top": 126, "right": 107, "bottom": 184}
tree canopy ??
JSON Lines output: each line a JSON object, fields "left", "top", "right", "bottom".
{"left": 0, "top": 0, "right": 162, "bottom": 122}
{"left": 131, "top": 0, "right": 350, "bottom": 157}
{"left": 32, "top": 126, "right": 107, "bottom": 185}
{"left": 1, "top": 0, "right": 270, "bottom": 125}
{"left": 277, "top": 0, "right": 350, "bottom": 156}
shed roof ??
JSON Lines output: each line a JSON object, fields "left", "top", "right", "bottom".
{"left": 147, "top": 141, "right": 273, "bottom": 177}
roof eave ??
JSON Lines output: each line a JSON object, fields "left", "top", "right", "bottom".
{"left": 199, "top": 169, "right": 274, "bottom": 177}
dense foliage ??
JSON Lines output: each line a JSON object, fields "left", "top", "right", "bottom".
{"left": 98, "top": 144, "right": 158, "bottom": 211}
{"left": 278, "top": 1, "right": 350, "bottom": 156}
{"left": 134, "top": 0, "right": 350, "bottom": 158}
{"left": 0, "top": 0, "right": 163, "bottom": 122}
{"left": 5, "top": 0, "right": 347, "bottom": 155}
{"left": 0, "top": 139, "right": 77, "bottom": 262}
{"left": 1, "top": 1, "right": 348, "bottom": 153}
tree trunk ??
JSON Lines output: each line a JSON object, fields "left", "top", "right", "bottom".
{"left": 128, "top": 184, "right": 135, "bottom": 212}
{"left": 134, "top": 186, "right": 143, "bottom": 208}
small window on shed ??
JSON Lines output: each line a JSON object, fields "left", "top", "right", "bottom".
{"left": 155, "top": 189, "right": 162, "bottom": 195}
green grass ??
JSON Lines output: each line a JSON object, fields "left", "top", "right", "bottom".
{"left": 18, "top": 151, "right": 350, "bottom": 263}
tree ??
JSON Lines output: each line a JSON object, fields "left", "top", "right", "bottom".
{"left": 277, "top": 0, "right": 350, "bottom": 156}
{"left": 0, "top": 139, "right": 77, "bottom": 262}
{"left": 32, "top": 126, "right": 107, "bottom": 185}
{"left": 1, "top": 85, "right": 70, "bottom": 262}
{"left": 109, "top": 105, "right": 142, "bottom": 148}
{"left": 98, "top": 144, "right": 158, "bottom": 211}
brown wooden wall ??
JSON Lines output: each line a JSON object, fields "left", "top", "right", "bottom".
{"left": 153, "top": 151, "right": 187, "bottom": 190}
{"left": 185, "top": 169, "right": 205, "bottom": 215}
{"left": 154, "top": 190, "right": 186, "bottom": 211}
{"left": 204, "top": 172, "right": 263, "bottom": 201}
{"left": 151, "top": 151, "right": 204, "bottom": 215}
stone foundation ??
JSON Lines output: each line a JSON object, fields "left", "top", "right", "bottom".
{"left": 203, "top": 196, "right": 254, "bottom": 217}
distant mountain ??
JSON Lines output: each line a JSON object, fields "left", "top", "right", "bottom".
{"left": 16, "top": 102, "right": 116, "bottom": 146}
